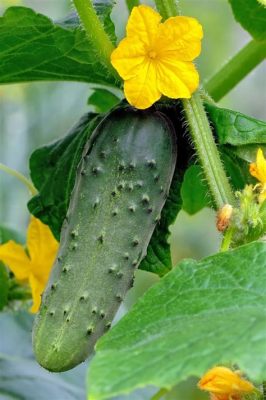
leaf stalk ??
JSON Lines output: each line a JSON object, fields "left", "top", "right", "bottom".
{"left": 205, "top": 39, "right": 266, "bottom": 102}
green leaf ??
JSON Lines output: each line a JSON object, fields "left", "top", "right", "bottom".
{"left": 0, "top": 312, "right": 86, "bottom": 400}
{"left": 139, "top": 168, "right": 182, "bottom": 277}
{"left": 89, "top": 242, "right": 266, "bottom": 400}
{"left": 0, "top": 6, "right": 118, "bottom": 86}
{"left": 206, "top": 103, "right": 266, "bottom": 146}
{"left": 228, "top": 0, "right": 266, "bottom": 41}
{"left": 0, "top": 225, "right": 24, "bottom": 244}
{"left": 181, "top": 165, "right": 211, "bottom": 215}
{"left": 28, "top": 113, "right": 102, "bottom": 240}
{"left": 88, "top": 88, "right": 121, "bottom": 113}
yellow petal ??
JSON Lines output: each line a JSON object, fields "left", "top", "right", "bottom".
{"left": 0, "top": 241, "right": 31, "bottom": 281}
{"left": 250, "top": 148, "right": 266, "bottom": 183}
{"left": 29, "top": 274, "right": 44, "bottom": 313}
{"left": 156, "top": 59, "right": 199, "bottom": 98}
{"left": 111, "top": 36, "right": 146, "bottom": 80}
{"left": 26, "top": 217, "right": 58, "bottom": 280}
{"left": 198, "top": 366, "right": 254, "bottom": 395}
{"left": 124, "top": 60, "right": 161, "bottom": 109}
{"left": 156, "top": 16, "right": 203, "bottom": 61}
{"left": 126, "top": 5, "right": 161, "bottom": 46}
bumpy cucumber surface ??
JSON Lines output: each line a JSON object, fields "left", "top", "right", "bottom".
{"left": 33, "top": 106, "right": 177, "bottom": 372}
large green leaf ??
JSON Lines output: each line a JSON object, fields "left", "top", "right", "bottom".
{"left": 89, "top": 242, "right": 266, "bottom": 400}
{"left": 28, "top": 113, "right": 102, "bottom": 240}
{"left": 0, "top": 6, "right": 118, "bottom": 86}
{"left": 206, "top": 103, "right": 266, "bottom": 146}
{"left": 228, "top": 0, "right": 266, "bottom": 41}
{"left": 0, "top": 312, "right": 86, "bottom": 400}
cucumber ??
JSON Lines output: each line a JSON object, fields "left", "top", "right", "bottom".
{"left": 33, "top": 106, "right": 177, "bottom": 372}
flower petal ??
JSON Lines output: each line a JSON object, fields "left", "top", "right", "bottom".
{"left": 111, "top": 36, "right": 146, "bottom": 80}
{"left": 124, "top": 60, "right": 161, "bottom": 109}
{"left": 250, "top": 148, "right": 266, "bottom": 183}
{"left": 198, "top": 366, "right": 254, "bottom": 396}
{"left": 27, "top": 217, "right": 58, "bottom": 280}
{"left": 156, "top": 59, "right": 199, "bottom": 98}
{"left": 126, "top": 5, "right": 161, "bottom": 46}
{"left": 29, "top": 274, "right": 44, "bottom": 313}
{"left": 156, "top": 16, "right": 203, "bottom": 61}
{"left": 0, "top": 241, "right": 31, "bottom": 281}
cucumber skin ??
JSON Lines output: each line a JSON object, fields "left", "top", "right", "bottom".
{"left": 33, "top": 106, "right": 177, "bottom": 372}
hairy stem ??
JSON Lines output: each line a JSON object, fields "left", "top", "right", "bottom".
{"left": 154, "top": 0, "right": 179, "bottom": 20}
{"left": 205, "top": 39, "right": 266, "bottom": 102}
{"left": 72, "top": 0, "right": 117, "bottom": 79}
{"left": 0, "top": 163, "right": 37, "bottom": 196}
{"left": 183, "top": 94, "right": 235, "bottom": 208}
{"left": 125, "top": 0, "right": 140, "bottom": 13}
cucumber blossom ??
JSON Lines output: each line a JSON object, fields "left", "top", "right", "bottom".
{"left": 33, "top": 106, "right": 177, "bottom": 372}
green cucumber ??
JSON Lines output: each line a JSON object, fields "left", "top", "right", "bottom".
{"left": 33, "top": 106, "right": 177, "bottom": 372}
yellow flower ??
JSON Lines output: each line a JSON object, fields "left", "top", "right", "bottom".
{"left": 249, "top": 148, "right": 266, "bottom": 203}
{"left": 198, "top": 366, "right": 254, "bottom": 400}
{"left": 0, "top": 217, "right": 58, "bottom": 313}
{"left": 111, "top": 5, "right": 203, "bottom": 109}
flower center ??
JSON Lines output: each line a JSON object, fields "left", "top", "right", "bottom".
{"left": 148, "top": 50, "right": 157, "bottom": 59}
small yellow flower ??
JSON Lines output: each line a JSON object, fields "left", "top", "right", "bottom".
{"left": 198, "top": 366, "right": 254, "bottom": 400}
{"left": 249, "top": 148, "right": 266, "bottom": 203}
{"left": 111, "top": 5, "right": 203, "bottom": 109}
{"left": 0, "top": 217, "right": 58, "bottom": 313}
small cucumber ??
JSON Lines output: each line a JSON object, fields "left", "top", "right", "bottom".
{"left": 33, "top": 106, "right": 177, "bottom": 372}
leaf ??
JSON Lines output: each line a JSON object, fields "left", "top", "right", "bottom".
{"left": 89, "top": 242, "right": 266, "bottom": 400}
{"left": 88, "top": 88, "right": 121, "bottom": 113}
{"left": 28, "top": 113, "right": 102, "bottom": 240}
{"left": 0, "top": 225, "right": 24, "bottom": 244}
{"left": 0, "top": 312, "right": 86, "bottom": 400}
{"left": 181, "top": 165, "right": 211, "bottom": 215}
{"left": 206, "top": 103, "right": 266, "bottom": 146}
{"left": 228, "top": 0, "right": 266, "bottom": 41}
{"left": 139, "top": 168, "right": 182, "bottom": 277}
{"left": 0, "top": 6, "right": 118, "bottom": 86}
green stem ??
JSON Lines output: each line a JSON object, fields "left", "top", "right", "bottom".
{"left": 0, "top": 163, "right": 37, "bottom": 196}
{"left": 150, "top": 388, "right": 168, "bottom": 400}
{"left": 72, "top": 0, "right": 117, "bottom": 79}
{"left": 183, "top": 93, "right": 235, "bottom": 208}
{"left": 154, "top": 0, "right": 179, "bottom": 20}
{"left": 125, "top": 0, "right": 140, "bottom": 13}
{"left": 220, "top": 227, "right": 234, "bottom": 252}
{"left": 205, "top": 39, "right": 266, "bottom": 102}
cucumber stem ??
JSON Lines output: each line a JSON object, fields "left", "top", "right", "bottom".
{"left": 183, "top": 94, "right": 235, "bottom": 208}
{"left": 72, "top": 0, "right": 118, "bottom": 80}
{"left": 0, "top": 163, "right": 37, "bottom": 196}
{"left": 125, "top": 0, "right": 140, "bottom": 13}
{"left": 205, "top": 39, "right": 266, "bottom": 102}
{"left": 154, "top": 0, "right": 179, "bottom": 20}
